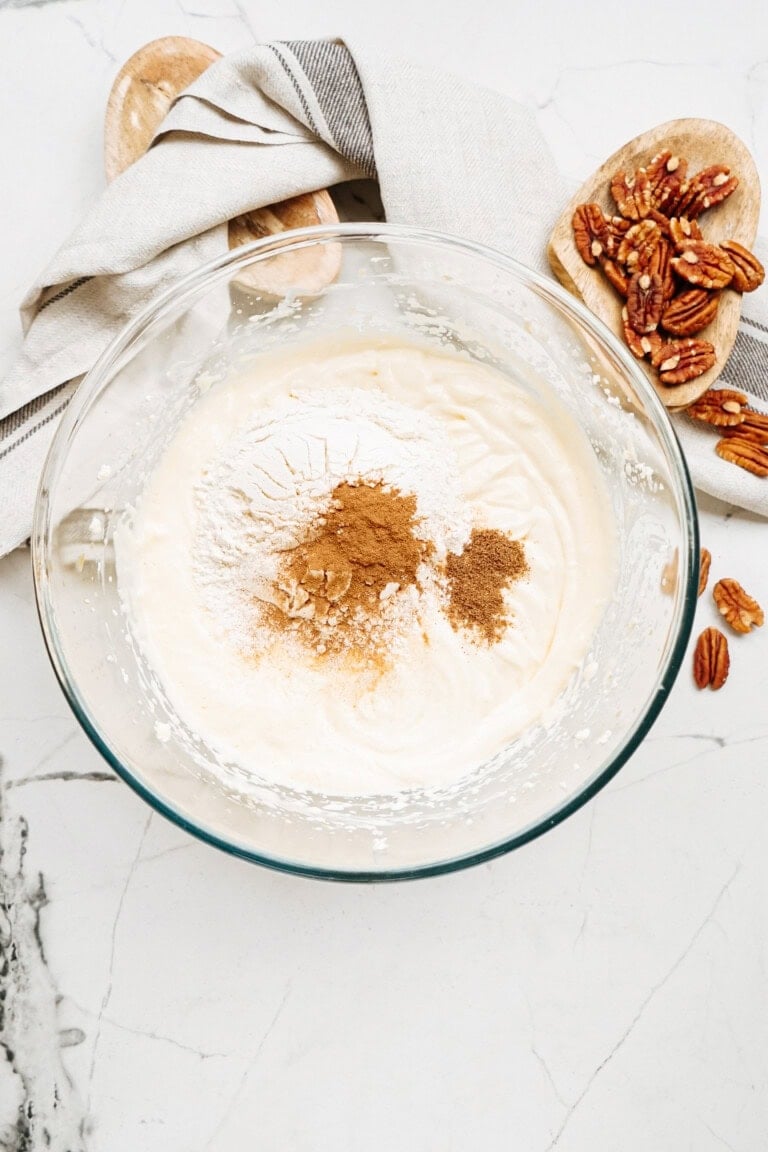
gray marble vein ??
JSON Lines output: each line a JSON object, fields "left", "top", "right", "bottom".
{"left": 543, "top": 863, "right": 743, "bottom": 1151}
{"left": 62, "top": 11, "right": 117, "bottom": 64}
{"left": 85, "top": 813, "right": 153, "bottom": 1117}
{"left": 202, "top": 981, "right": 293, "bottom": 1150}
{"left": 0, "top": 1, "right": 68, "bottom": 8}
{"left": 0, "top": 760, "right": 86, "bottom": 1151}
{"left": 7, "top": 771, "right": 116, "bottom": 790}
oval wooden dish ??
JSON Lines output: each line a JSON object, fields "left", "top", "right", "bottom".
{"left": 104, "top": 35, "right": 341, "bottom": 297}
{"left": 547, "top": 118, "right": 760, "bottom": 410}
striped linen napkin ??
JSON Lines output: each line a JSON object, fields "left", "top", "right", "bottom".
{"left": 1, "top": 39, "right": 766, "bottom": 555}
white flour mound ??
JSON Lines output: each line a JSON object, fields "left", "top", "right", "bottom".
{"left": 192, "top": 386, "right": 472, "bottom": 646}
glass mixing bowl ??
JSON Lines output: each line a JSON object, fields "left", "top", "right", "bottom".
{"left": 33, "top": 224, "right": 698, "bottom": 880}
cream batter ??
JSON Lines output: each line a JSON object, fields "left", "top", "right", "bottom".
{"left": 116, "top": 337, "right": 616, "bottom": 795}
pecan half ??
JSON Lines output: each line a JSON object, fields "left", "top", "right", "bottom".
{"left": 713, "top": 578, "right": 764, "bottom": 634}
{"left": 573, "top": 203, "right": 613, "bottom": 265}
{"left": 639, "top": 331, "right": 663, "bottom": 360}
{"left": 678, "top": 165, "right": 739, "bottom": 218}
{"left": 627, "top": 271, "right": 664, "bottom": 333}
{"left": 656, "top": 338, "right": 716, "bottom": 384}
{"left": 647, "top": 208, "right": 672, "bottom": 234}
{"left": 669, "top": 216, "right": 703, "bottom": 245}
{"left": 720, "top": 241, "right": 765, "bottom": 292}
{"left": 693, "top": 627, "right": 730, "bottom": 690}
{"left": 646, "top": 151, "right": 688, "bottom": 215}
{"left": 741, "top": 410, "right": 768, "bottom": 429}
{"left": 600, "top": 257, "right": 629, "bottom": 296}
{"left": 621, "top": 305, "right": 647, "bottom": 357}
{"left": 611, "top": 168, "right": 652, "bottom": 220}
{"left": 721, "top": 410, "right": 768, "bottom": 444}
{"left": 617, "top": 219, "right": 662, "bottom": 271}
{"left": 646, "top": 150, "right": 674, "bottom": 187}
{"left": 686, "top": 388, "right": 748, "bottom": 427}
{"left": 649, "top": 236, "right": 676, "bottom": 303}
{"left": 716, "top": 436, "right": 768, "bottom": 476}
{"left": 671, "top": 241, "right": 736, "bottom": 289}
{"left": 661, "top": 289, "right": 720, "bottom": 336}
{"left": 622, "top": 312, "right": 662, "bottom": 359}
{"left": 721, "top": 423, "right": 768, "bottom": 445}
{"left": 698, "top": 548, "right": 711, "bottom": 597}
{"left": 607, "top": 215, "right": 632, "bottom": 243}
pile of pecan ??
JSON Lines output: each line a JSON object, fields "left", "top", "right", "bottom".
{"left": 572, "top": 149, "right": 764, "bottom": 385}
{"left": 686, "top": 387, "right": 768, "bottom": 477}
{"left": 692, "top": 547, "right": 763, "bottom": 690}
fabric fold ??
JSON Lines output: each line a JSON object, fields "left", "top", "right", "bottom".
{"left": 1, "top": 38, "right": 766, "bottom": 555}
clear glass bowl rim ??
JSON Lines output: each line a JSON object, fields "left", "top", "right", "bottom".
{"left": 32, "top": 222, "right": 700, "bottom": 882}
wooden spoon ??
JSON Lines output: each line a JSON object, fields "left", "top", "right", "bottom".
{"left": 104, "top": 35, "right": 341, "bottom": 295}
{"left": 548, "top": 118, "right": 760, "bottom": 410}
{"left": 104, "top": 36, "right": 221, "bottom": 181}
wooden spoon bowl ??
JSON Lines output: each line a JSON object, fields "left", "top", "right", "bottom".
{"left": 104, "top": 36, "right": 341, "bottom": 296}
{"left": 104, "top": 36, "right": 222, "bottom": 181}
{"left": 548, "top": 118, "right": 760, "bottom": 410}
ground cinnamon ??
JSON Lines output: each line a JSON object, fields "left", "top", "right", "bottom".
{"left": 270, "top": 480, "right": 430, "bottom": 661}
{"left": 444, "top": 528, "right": 528, "bottom": 644}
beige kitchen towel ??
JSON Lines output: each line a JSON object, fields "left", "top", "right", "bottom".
{"left": 1, "top": 40, "right": 765, "bottom": 554}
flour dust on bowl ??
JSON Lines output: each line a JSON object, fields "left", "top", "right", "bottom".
{"left": 33, "top": 225, "right": 698, "bottom": 880}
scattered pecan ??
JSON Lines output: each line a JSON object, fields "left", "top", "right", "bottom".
{"left": 573, "top": 203, "right": 613, "bottom": 265}
{"left": 671, "top": 241, "right": 736, "bottom": 289}
{"left": 656, "top": 338, "right": 716, "bottom": 384}
{"left": 721, "top": 421, "right": 768, "bottom": 448}
{"left": 720, "top": 410, "right": 768, "bottom": 444}
{"left": 693, "top": 627, "right": 730, "bottom": 690}
{"left": 720, "top": 240, "right": 765, "bottom": 292}
{"left": 712, "top": 578, "right": 764, "bottom": 634}
{"left": 627, "top": 271, "right": 664, "bottom": 333}
{"left": 617, "top": 219, "right": 662, "bottom": 271}
{"left": 687, "top": 388, "right": 747, "bottom": 427}
{"left": 660, "top": 289, "right": 720, "bottom": 336}
{"left": 677, "top": 164, "right": 739, "bottom": 218}
{"left": 646, "top": 151, "right": 688, "bottom": 214}
{"left": 610, "top": 168, "right": 652, "bottom": 220}
{"left": 715, "top": 436, "right": 768, "bottom": 477}
{"left": 698, "top": 548, "right": 711, "bottom": 597}
{"left": 741, "top": 410, "right": 768, "bottom": 430}
{"left": 600, "top": 257, "right": 629, "bottom": 296}
{"left": 721, "top": 423, "right": 768, "bottom": 445}
{"left": 669, "top": 216, "right": 703, "bottom": 245}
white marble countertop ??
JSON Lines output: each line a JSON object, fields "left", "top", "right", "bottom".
{"left": 1, "top": 1, "right": 767, "bottom": 1149}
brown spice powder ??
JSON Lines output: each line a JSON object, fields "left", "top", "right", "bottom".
{"left": 444, "top": 528, "right": 528, "bottom": 644}
{"left": 262, "top": 482, "right": 528, "bottom": 660}
{"left": 270, "top": 480, "right": 431, "bottom": 661}
{"left": 288, "top": 481, "right": 427, "bottom": 608}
